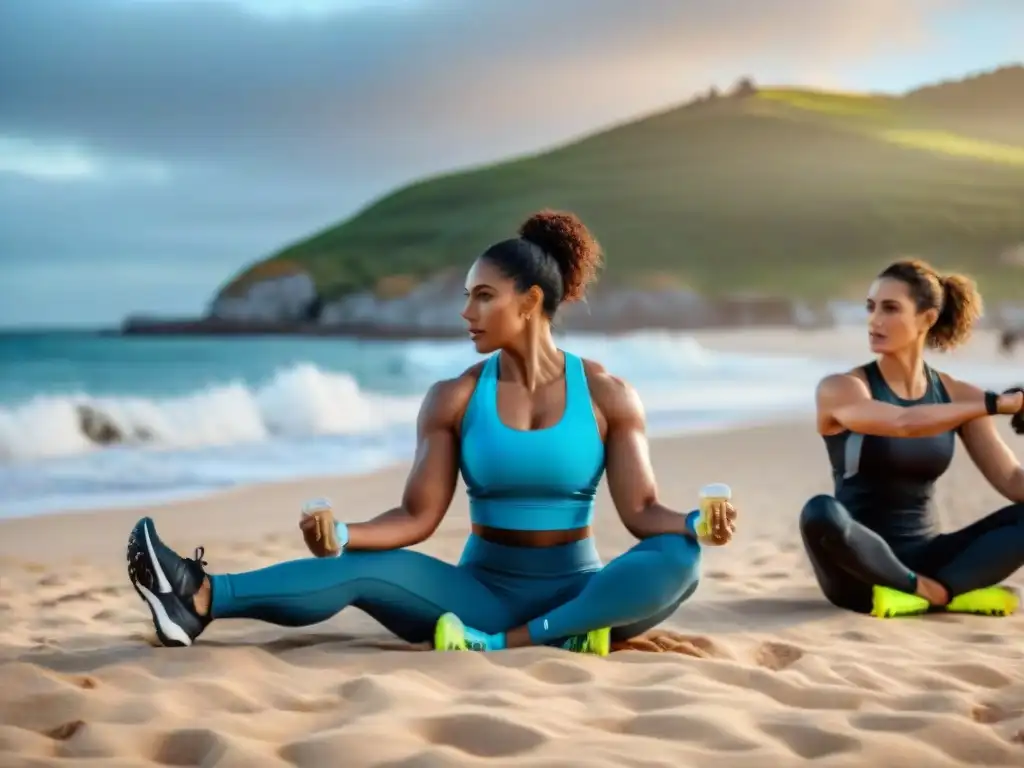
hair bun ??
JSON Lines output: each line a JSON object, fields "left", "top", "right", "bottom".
{"left": 518, "top": 209, "right": 602, "bottom": 303}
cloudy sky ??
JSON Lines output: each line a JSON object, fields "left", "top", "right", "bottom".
{"left": 0, "top": 0, "right": 1020, "bottom": 327}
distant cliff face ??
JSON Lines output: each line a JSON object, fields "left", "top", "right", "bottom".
{"left": 211, "top": 272, "right": 320, "bottom": 322}
{"left": 206, "top": 267, "right": 824, "bottom": 333}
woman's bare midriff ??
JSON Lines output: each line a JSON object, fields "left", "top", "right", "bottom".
{"left": 472, "top": 524, "right": 592, "bottom": 548}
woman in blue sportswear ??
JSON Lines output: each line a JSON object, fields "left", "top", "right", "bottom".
{"left": 126, "top": 209, "right": 739, "bottom": 655}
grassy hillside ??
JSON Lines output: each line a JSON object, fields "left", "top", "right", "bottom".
{"left": 220, "top": 65, "right": 1024, "bottom": 304}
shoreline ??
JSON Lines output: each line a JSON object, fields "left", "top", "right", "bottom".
{"left": 1, "top": 326, "right": 1019, "bottom": 523}
{"left": 0, "top": 409, "right": 805, "bottom": 526}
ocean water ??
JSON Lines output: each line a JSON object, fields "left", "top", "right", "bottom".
{"left": 0, "top": 330, "right": 1018, "bottom": 519}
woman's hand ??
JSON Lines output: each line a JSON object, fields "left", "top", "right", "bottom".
{"left": 300, "top": 500, "right": 343, "bottom": 557}
{"left": 997, "top": 388, "right": 1024, "bottom": 417}
{"left": 699, "top": 500, "right": 738, "bottom": 546}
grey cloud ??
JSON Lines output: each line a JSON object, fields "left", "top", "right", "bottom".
{"left": 0, "top": 0, "right": 940, "bottom": 177}
{"left": 0, "top": 0, "right": 973, "bottom": 325}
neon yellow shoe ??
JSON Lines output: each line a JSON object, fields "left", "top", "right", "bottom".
{"left": 870, "top": 586, "right": 931, "bottom": 618}
{"left": 944, "top": 587, "right": 1019, "bottom": 617}
{"left": 434, "top": 612, "right": 487, "bottom": 651}
{"left": 560, "top": 626, "right": 611, "bottom": 657}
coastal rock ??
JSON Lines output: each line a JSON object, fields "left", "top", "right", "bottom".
{"left": 75, "top": 405, "right": 123, "bottom": 446}
{"left": 75, "top": 405, "right": 154, "bottom": 447}
{"left": 121, "top": 268, "right": 1023, "bottom": 340}
{"left": 209, "top": 272, "right": 318, "bottom": 323}
{"left": 319, "top": 272, "right": 467, "bottom": 332}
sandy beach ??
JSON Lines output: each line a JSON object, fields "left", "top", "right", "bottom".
{"left": 1, "top": 328, "right": 1022, "bottom": 767}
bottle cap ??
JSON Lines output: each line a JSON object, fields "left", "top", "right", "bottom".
{"left": 301, "top": 497, "right": 332, "bottom": 516}
{"left": 699, "top": 483, "right": 732, "bottom": 499}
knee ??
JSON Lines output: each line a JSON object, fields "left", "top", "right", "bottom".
{"left": 800, "top": 494, "right": 843, "bottom": 537}
{"left": 648, "top": 533, "right": 701, "bottom": 579}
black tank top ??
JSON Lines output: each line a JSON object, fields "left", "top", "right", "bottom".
{"left": 823, "top": 361, "right": 955, "bottom": 551}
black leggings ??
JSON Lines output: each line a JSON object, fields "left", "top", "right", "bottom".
{"left": 799, "top": 495, "right": 1024, "bottom": 613}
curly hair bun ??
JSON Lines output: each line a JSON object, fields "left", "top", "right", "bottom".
{"left": 518, "top": 209, "right": 602, "bottom": 303}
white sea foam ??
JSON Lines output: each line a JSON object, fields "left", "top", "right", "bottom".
{"left": 0, "top": 331, "right": 1018, "bottom": 518}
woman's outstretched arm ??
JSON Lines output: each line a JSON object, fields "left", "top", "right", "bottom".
{"left": 343, "top": 376, "right": 469, "bottom": 550}
{"left": 942, "top": 375, "right": 1024, "bottom": 503}
{"left": 588, "top": 362, "right": 736, "bottom": 546}
{"left": 817, "top": 373, "right": 1021, "bottom": 438}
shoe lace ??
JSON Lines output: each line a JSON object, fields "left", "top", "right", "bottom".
{"left": 190, "top": 546, "right": 208, "bottom": 573}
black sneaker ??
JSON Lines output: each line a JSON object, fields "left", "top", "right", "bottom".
{"left": 126, "top": 516, "right": 211, "bottom": 647}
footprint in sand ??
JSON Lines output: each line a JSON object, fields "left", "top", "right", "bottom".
{"left": 614, "top": 631, "right": 730, "bottom": 659}
{"left": 337, "top": 676, "right": 397, "bottom": 710}
{"left": 66, "top": 674, "right": 98, "bottom": 690}
{"left": 752, "top": 641, "right": 804, "bottom": 671}
{"left": 761, "top": 721, "right": 861, "bottom": 760}
{"left": 150, "top": 728, "right": 235, "bottom": 766}
{"left": 837, "top": 629, "right": 879, "bottom": 643}
{"left": 609, "top": 686, "right": 698, "bottom": 713}
{"left": 849, "top": 712, "right": 932, "bottom": 734}
{"left": 53, "top": 722, "right": 129, "bottom": 761}
{"left": 415, "top": 712, "right": 547, "bottom": 758}
{"left": 524, "top": 659, "right": 595, "bottom": 685}
{"left": 971, "top": 704, "right": 1017, "bottom": 724}
{"left": 46, "top": 720, "right": 86, "bottom": 741}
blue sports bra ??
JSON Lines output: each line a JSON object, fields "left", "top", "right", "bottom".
{"left": 459, "top": 351, "right": 606, "bottom": 531}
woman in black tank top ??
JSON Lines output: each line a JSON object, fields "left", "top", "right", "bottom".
{"left": 801, "top": 259, "right": 1024, "bottom": 618}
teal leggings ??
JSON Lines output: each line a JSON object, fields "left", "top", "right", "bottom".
{"left": 209, "top": 533, "right": 701, "bottom": 645}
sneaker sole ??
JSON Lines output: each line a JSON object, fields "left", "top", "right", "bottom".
{"left": 126, "top": 518, "right": 194, "bottom": 648}
{"left": 946, "top": 594, "right": 1019, "bottom": 617}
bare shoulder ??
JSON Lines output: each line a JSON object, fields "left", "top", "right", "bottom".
{"left": 816, "top": 368, "right": 869, "bottom": 402}
{"left": 935, "top": 369, "right": 984, "bottom": 401}
{"left": 420, "top": 361, "right": 485, "bottom": 427}
{"left": 582, "top": 358, "right": 644, "bottom": 422}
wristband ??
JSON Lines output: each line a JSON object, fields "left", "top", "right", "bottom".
{"left": 685, "top": 510, "right": 702, "bottom": 539}
{"left": 334, "top": 521, "right": 349, "bottom": 556}
{"left": 984, "top": 391, "right": 999, "bottom": 415}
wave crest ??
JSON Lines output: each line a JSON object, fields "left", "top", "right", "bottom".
{"left": 0, "top": 363, "right": 422, "bottom": 462}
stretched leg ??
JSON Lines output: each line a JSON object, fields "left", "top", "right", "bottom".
{"left": 799, "top": 495, "right": 944, "bottom": 616}
{"left": 909, "top": 503, "right": 1023, "bottom": 615}
{"left": 126, "top": 516, "right": 512, "bottom": 647}
{"left": 209, "top": 549, "right": 514, "bottom": 643}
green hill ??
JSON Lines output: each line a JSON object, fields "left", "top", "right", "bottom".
{"left": 220, "top": 64, "right": 1024, "bottom": 304}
